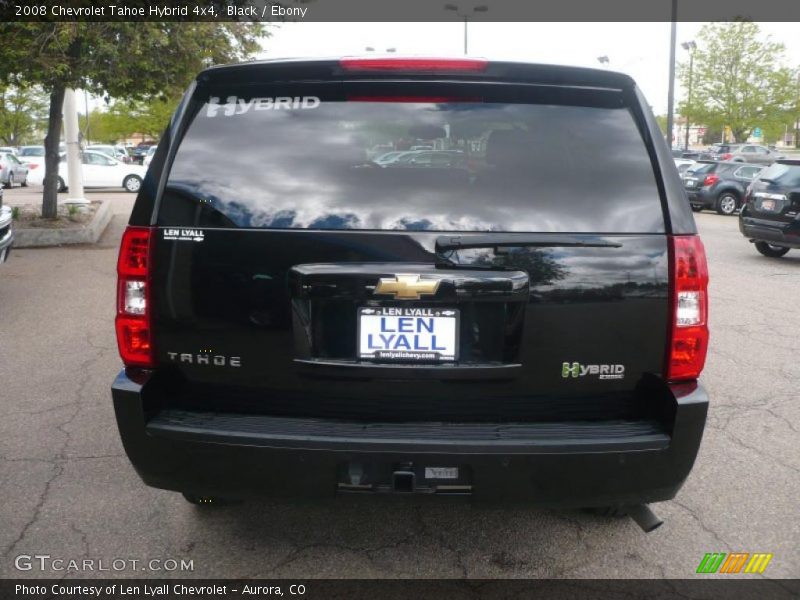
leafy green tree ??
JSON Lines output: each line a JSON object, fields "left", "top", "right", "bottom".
{"left": 677, "top": 22, "right": 798, "bottom": 145}
{"left": 85, "top": 95, "right": 182, "bottom": 144}
{"left": 0, "top": 23, "right": 263, "bottom": 217}
{"left": 0, "top": 85, "right": 48, "bottom": 145}
{"left": 701, "top": 124, "right": 723, "bottom": 146}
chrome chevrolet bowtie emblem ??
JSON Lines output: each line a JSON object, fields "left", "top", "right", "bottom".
{"left": 374, "top": 274, "right": 440, "bottom": 300}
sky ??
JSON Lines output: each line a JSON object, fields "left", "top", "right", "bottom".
{"left": 255, "top": 22, "right": 800, "bottom": 115}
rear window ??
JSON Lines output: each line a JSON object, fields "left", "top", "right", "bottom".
{"left": 20, "top": 147, "right": 44, "bottom": 157}
{"left": 688, "top": 163, "right": 717, "bottom": 175}
{"left": 161, "top": 86, "right": 664, "bottom": 233}
{"left": 759, "top": 163, "right": 800, "bottom": 187}
{"left": 709, "top": 145, "right": 732, "bottom": 153}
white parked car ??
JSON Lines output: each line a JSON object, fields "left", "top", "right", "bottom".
{"left": 18, "top": 145, "right": 46, "bottom": 184}
{"left": 674, "top": 158, "right": 696, "bottom": 178}
{"left": 87, "top": 144, "right": 132, "bottom": 164}
{"left": 58, "top": 150, "right": 147, "bottom": 193}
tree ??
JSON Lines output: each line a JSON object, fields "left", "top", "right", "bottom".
{"left": 0, "top": 23, "right": 263, "bottom": 217}
{"left": 701, "top": 124, "right": 723, "bottom": 146}
{"left": 85, "top": 95, "right": 182, "bottom": 143}
{"left": 654, "top": 114, "right": 668, "bottom": 137}
{"left": 0, "top": 85, "right": 48, "bottom": 145}
{"left": 677, "top": 22, "right": 798, "bottom": 145}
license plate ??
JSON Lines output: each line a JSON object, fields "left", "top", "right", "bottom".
{"left": 684, "top": 178, "right": 696, "bottom": 187}
{"left": 760, "top": 199, "right": 776, "bottom": 211}
{"left": 358, "top": 307, "right": 458, "bottom": 362}
{"left": 425, "top": 467, "right": 459, "bottom": 480}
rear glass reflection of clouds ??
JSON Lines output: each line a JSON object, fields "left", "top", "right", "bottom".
{"left": 167, "top": 101, "right": 663, "bottom": 233}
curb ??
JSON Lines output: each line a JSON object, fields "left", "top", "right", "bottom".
{"left": 13, "top": 199, "right": 113, "bottom": 248}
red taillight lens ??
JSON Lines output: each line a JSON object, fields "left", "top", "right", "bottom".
{"left": 702, "top": 174, "right": 719, "bottom": 187}
{"left": 116, "top": 226, "right": 154, "bottom": 368}
{"left": 666, "top": 235, "right": 709, "bottom": 381}
{"left": 721, "top": 153, "right": 732, "bottom": 160}
{"left": 340, "top": 57, "right": 488, "bottom": 72}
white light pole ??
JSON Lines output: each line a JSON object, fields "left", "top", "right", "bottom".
{"left": 62, "top": 88, "right": 87, "bottom": 205}
{"left": 681, "top": 40, "right": 697, "bottom": 150}
{"left": 444, "top": 3, "right": 488, "bottom": 55}
{"left": 665, "top": 0, "right": 678, "bottom": 148}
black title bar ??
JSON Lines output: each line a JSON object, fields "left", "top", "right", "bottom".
{"left": 3, "top": 0, "right": 800, "bottom": 22}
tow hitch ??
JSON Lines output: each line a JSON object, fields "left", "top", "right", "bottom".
{"left": 337, "top": 461, "right": 473, "bottom": 495}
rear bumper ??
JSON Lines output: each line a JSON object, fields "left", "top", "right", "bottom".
{"left": 685, "top": 188, "right": 714, "bottom": 208}
{"left": 739, "top": 215, "right": 800, "bottom": 248}
{"left": 112, "top": 371, "right": 708, "bottom": 507}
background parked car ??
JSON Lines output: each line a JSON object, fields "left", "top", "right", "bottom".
{"left": 0, "top": 146, "right": 18, "bottom": 156}
{"left": 371, "top": 150, "right": 413, "bottom": 166}
{"left": 706, "top": 143, "right": 784, "bottom": 165}
{"left": 384, "top": 149, "right": 467, "bottom": 169}
{"left": 671, "top": 147, "right": 700, "bottom": 159}
{"left": 683, "top": 160, "right": 763, "bottom": 215}
{"left": 88, "top": 144, "right": 132, "bottom": 164}
{"left": 57, "top": 150, "right": 147, "bottom": 192}
{"left": 739, "top": 159, "right": 800, "bottom": 257}
{"left": 702, "top": 143, "right": 738, "bottom": 161}
{"left": 143, "top": 145, "right": 156, "bottom": 167}
{"left": 674, "top": 158, "right": 696, "bottom": 176}
{"left": 17, "top": 145, "right": 45, "bottom": 185}
{"left": 131, "top": 142, "right": 156, "bottom": 164}
{"left": 0, "top": 152, "right": 29, "bottom": 188}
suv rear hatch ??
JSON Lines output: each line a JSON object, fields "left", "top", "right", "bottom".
{"left": 745, "top": 160, "right": 800, "bottom": 224}
{"left": 127, "top": 59, "right": 693, "bottom": 423}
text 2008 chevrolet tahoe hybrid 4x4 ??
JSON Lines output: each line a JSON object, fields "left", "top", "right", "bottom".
{"left": 112, "top": 58, "right": 709, "bottom": 531}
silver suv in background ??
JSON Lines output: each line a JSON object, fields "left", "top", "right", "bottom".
{"left": 708, "top": 143, "right": 785, "bottom": 165}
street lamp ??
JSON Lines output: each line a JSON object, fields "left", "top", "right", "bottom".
{"left": 681, "top": 40, "right": 697, "bottom": 150}
{"left": 666, "top": 0, "right": 678, "bottom": 148}
{"left": 444, "top": 3, "right": 488, "bottom": 55}
{"left": 597, "top": 56, "right": 610, "bottom": 66}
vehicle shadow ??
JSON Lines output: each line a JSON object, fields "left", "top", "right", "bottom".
{"left": 176, "top": 495, "right": 635, "bottom": 578}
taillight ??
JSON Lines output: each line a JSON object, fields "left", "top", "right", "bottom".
{"left": 666, "top": 236, "right": 709, "bottom": 381}
{"left": 702, "top": 175, "right": 719, "bottom": 187}
{"left": 721, "top": 153, "right": 732, "bottom": 160}
{"left": 339, "top": 57, "right": 488, "bottom": 72}
{"left": 115, "top": 226, "right": 154, "bottom": 368}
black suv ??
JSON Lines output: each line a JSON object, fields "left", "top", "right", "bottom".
{"left": 683, "top": 160, "right": 763, "bottom": 215}
{"left": 112, "top": 58, "right": 709, "bottom": 531}
{"left": 739, "top": 159, "right": 800, "bottom": 257}
{"left": 131, "top": 142, "right": 156, "bottom": 164}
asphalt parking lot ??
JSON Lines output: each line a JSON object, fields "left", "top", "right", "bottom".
{"left": 1, "top": 188, "right": 798, "bottom": 579}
